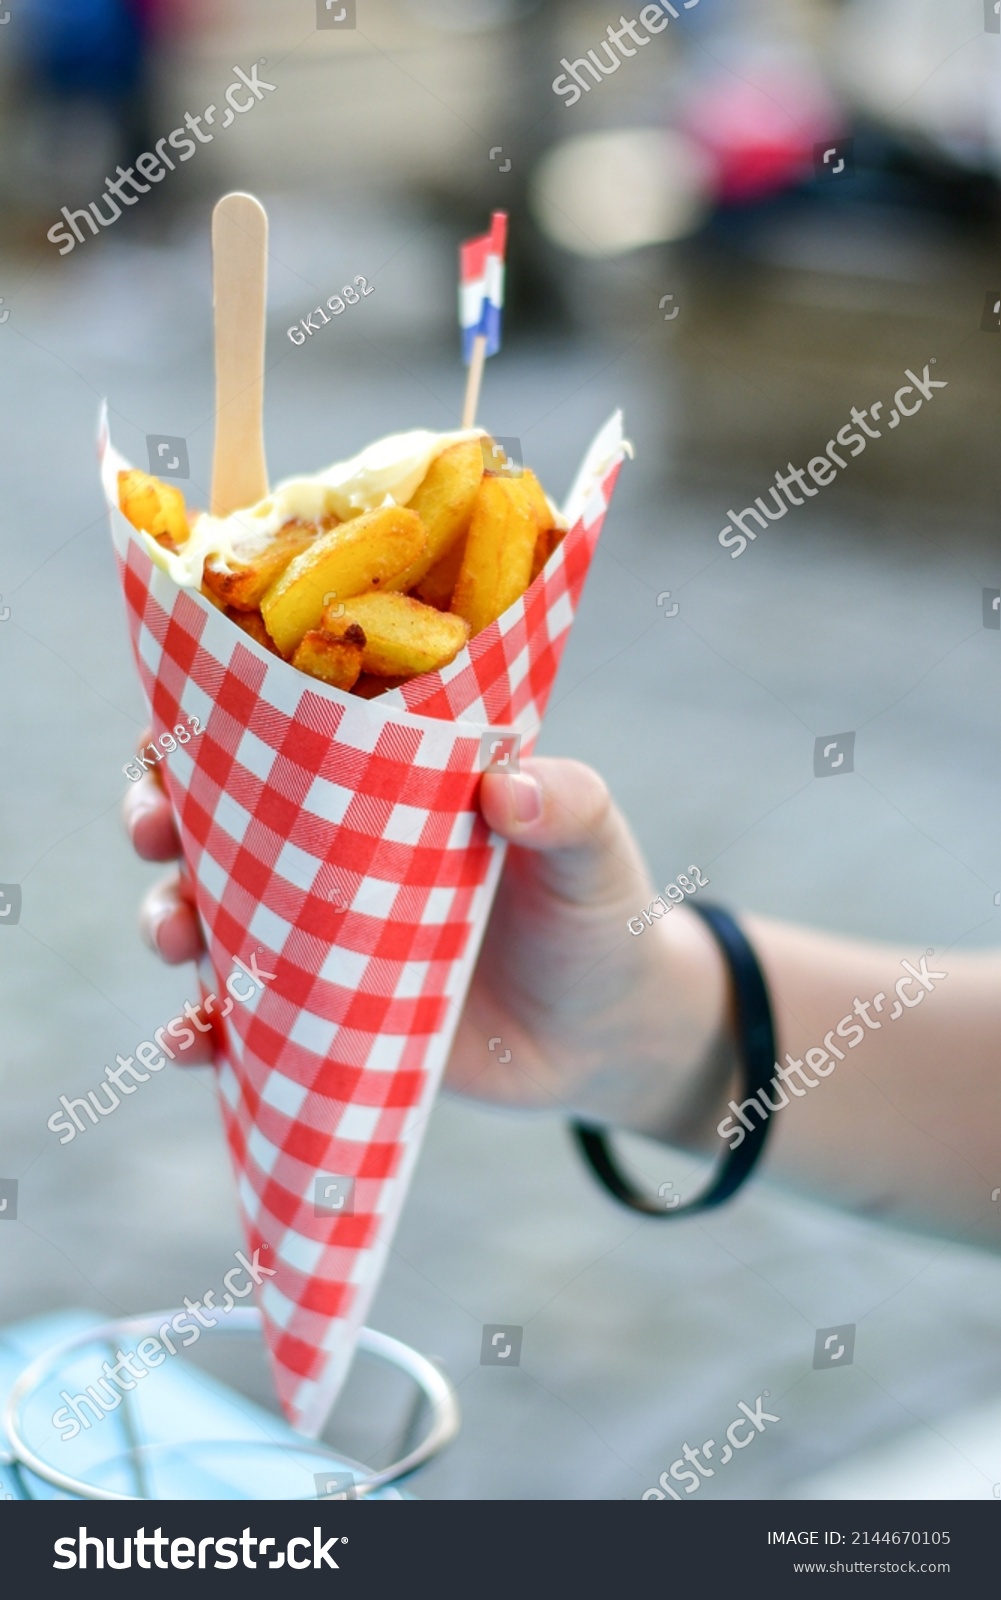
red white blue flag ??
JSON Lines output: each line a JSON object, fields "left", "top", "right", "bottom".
{"left": 459, "top": 211, "right": 507, "bottom": 365}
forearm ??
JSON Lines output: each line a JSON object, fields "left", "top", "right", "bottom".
{"left": 649, "top": 912, "right": 1000, "bottom": 1237}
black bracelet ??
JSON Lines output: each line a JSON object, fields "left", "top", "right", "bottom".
{"left": 571, "top": 903, "right": 777, "bottom": 1217}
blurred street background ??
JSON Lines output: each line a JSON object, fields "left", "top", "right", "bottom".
{"left": 1, "top": 0, "right": 1001, "bottom": 1499}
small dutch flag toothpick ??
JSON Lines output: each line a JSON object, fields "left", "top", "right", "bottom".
{"left": 459, "top": 210, "right": 507, "bottom": 428}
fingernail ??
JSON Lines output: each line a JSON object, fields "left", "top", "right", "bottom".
{"left": 127, "top": 796, "right": 159, "bottom": 832}
{"left": 143, "top": 901, "right": 171, "bottom": 955}
{"left": 508, "top": 772, "right": 542, "bottom": 825}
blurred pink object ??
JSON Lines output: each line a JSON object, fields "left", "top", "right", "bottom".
{"left": 680, "top": 63, "right": 845, "bottom": 203}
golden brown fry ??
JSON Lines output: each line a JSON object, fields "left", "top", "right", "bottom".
{"left": 291, "top": 624, "right": 366, "bottom": 690}
{"left": 318, "top": 611, "right": 366, "bottom": 644}
{"left": 521, "top": 468, "right": 559, "bottom": 584}
{"left": 519, "top": 468, "right": 555, "bottom": 533}
{"left": 118, "top": 469, "right": 190, "bottom": 549}
{"left": 451, "top": 475, "right": 537, "bottom": 636}
{"left": 261, "top": 505, "right": 426, "bottom": 656}
{"left": 204, "top": 519, "right": 325, "bottom": 612}
{"left": 226, "top": 606, "right": 281, "bottom": 655}
{"left": 413, "top": 534, "right": 466, "bottom": 610}
{"left": 530, "top": 525, "right": 565, "bottom": 584}
{"left": 495, "top": 477, "right": 541, "bottom": 619}
{"left": 336, "top": 591, "right": 469, "bottom": 677}
{"left": 386, "top": 440, "right": 483, "bottom": 593}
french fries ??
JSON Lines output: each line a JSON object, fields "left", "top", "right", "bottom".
{"left": 205, "top": 519, "right": 325, "bottom": 612}
{"left": 519, "top": 468, "right": 559, "bottom": 582}
{"left": 120, "top": 434, "right": 564, "bottom": 693}
{"left": 118, "top": 469, "right": 190, "bottom": 549}
{"left": 261, "top": 505, "right": 426, "bottom": 656}
{"left": 291, "top": 621, "right": 366, "bottom": 690}
{"left": 451, "top": 475, "right": 538, "bottom": 636}
{"left": 530, "top": 524, "right": 561, "bottom": 584}
{"left": 385, "top": 440, "right": 483, "bottom": 594}
{"left": 227, "top": 606, "right": 280, "bottom": 655}
{"left": 414, "top": 534, "right": 467, "bottom": 610}
{"left": 331, "top": 591, "right": 469, "bottom": 678}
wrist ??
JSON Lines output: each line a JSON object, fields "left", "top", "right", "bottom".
{"left": 571, "top": 904, "right": 780, "bottom": 1217}
{"left": 564, "top": 903, "right": 739, "bottom": 1147}
{"left": 632, "top": 905, "right": 740, "bottom": 1150}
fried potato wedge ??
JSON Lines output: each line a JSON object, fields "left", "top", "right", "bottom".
{"left": 226, "top": 606, "right": 281, "bottom": 655}
{"left": 494, "top": 477, "right": 543, "bottom": 619}
{"left": 530, "top": 524, "right": 563, "bottom": 584}
{"left": 335, "top": 591, "right": 469, "bottom": 678}
{"left": 520, "top": 467, "right": 559, "bottom": 584}
{"left": 414, "top": 533, "right": 467, "bottom": 611}
{"left": 291, "top": 623, "right": 366, "bottom": 690}
{"left": 204, "top": 519, "right": 324, "bottom": 612}
{"left": 386, "top": 440, "right": 483, "bottom": 593}
{"left": 261, "top": 505, "right": 426, "bottom": 656}
{"left": 519, "top": 468, "right": 555, "bottom": 532}
{"left": 118, "top": 469, "right": 190, "bottom": 548}
{"left": 451, "top": 475, "right": 538, "bottom": 636}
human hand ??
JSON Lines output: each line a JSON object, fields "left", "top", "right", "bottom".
{"left": 122, "top": 742, "right": 733, "bottom": 1141}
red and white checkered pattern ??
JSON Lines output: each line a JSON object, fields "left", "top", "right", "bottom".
{"left": 100, "top": 409, "right": 625, "bottom": 1434}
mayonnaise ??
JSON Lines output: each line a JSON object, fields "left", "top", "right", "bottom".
{"left": 141, "top": 427, "right": 487, "bottom": 589}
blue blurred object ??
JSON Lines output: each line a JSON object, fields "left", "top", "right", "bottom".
{"left": 0, "top": 1311, "right": 420, "bottom": 1501}
{"left": 19, "top": 0, "right": 150, "bottom": 99}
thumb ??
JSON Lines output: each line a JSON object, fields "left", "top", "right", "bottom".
{"left": 478, "top": 757, "right": 651, "bottom": 910}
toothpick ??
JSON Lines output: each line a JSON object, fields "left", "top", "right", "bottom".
{"left": 461, "top": 333, "right": 488, "bottom": 430}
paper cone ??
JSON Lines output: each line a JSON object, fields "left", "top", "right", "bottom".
{"left": 101, "top": 410, "right": 627, "bottom": 1434}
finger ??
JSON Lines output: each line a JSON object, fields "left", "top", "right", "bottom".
{"left": 134, "top": 727, "right": 167, "bottom": 780}
{"left": 140, "top": 872, "right": 204, "bottom": 964}
{"left": 479, "top": 757, "right": 648, "bottom": 909}
{"left": 166, "top": 1010, "right": 215, "bottom": 1067}
{"left": 123, "top": 769, "right": 181, "bottom": 861}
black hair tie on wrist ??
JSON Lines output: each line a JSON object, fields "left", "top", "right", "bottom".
{"left": 571, "top": 903, "right": 777, "bottom": 1217}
